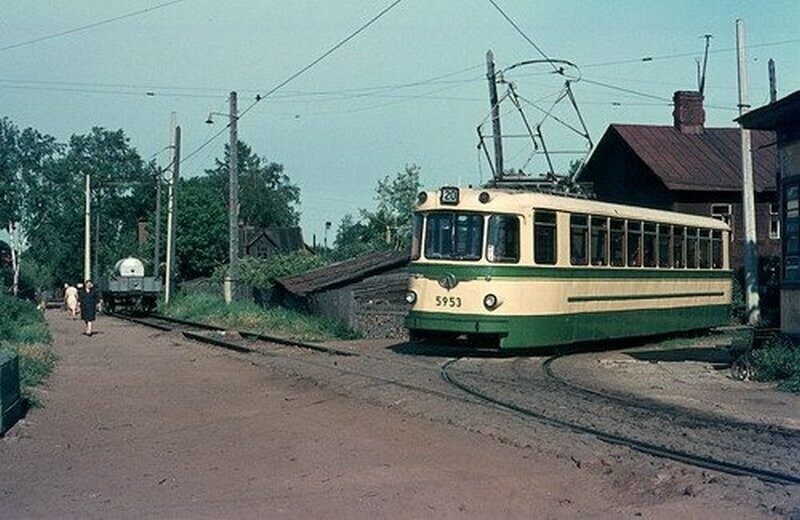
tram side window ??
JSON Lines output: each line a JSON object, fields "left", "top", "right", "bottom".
{"left": 610, "top": 219, "right": 625, "bottom": 267}
{"left": 643, "top": 223, "right": 657, "bottom": 267}
{"left": 411, "top": 214, "right": 423, "bottom": 260}
{"left": 590, "top": 216, "right": 608, "bottom": 266}
{"left": 658, "top": 224, "right": 672, "bottom": 268}
{"left": 711, "top": 230, "right": 723, "bottom": 268}
{"left": 533, "top": 211, "right": 557, "bottom": 265}
{"left": 627, "top": 221, "right": 642, "bottom": 266}
{"left": 698, "top": 229, "right": 711, "bottom": 269}
{"left": 673, "top": 226, "right": 686, "bottom": 268}
{"left": 686, "top": 227, "right": 699, "bottom": 268}
{"left": 570, "top": 214, "right": 589, "bottom": 265}
{"left": 487, "top": 215, "right": 520, "bottom": 263}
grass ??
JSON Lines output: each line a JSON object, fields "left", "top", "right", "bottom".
{"left": 0, "top": 292, "right": 55, "bottom": 403}
{"left": 159, "top": 292, "right": 361, "bottom": 343}
{"left": 751, "top": 336, "right": 800, "bottom": 394}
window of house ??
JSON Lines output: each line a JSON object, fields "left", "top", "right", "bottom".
{"left": 627, "top": 220, "right": 642, "bottom": 267}
{"left": 643, "top": 223, "right": 657, "bottom": 267}
{"left": 590, "top": 216, "right": 608, "bottom": 266}
{"left": 784, "top": 183, "right": 800, "bottom": 282}
{"left": 711, "top": 204, "right": 733, "bottom": 240}
{"left": 533, "top": 211, "right": 557, "bottom": 265}
{"left": 570, "top": 214, "right": 588, "bottom": 265}
{"left": 610, "top": 219, "right": 625, "bottom": 267}
{"left": 487, "top": 214, "right": 520, "bottom": 263}
{"left": 658, "top": 224, "right": 672, "bottom": 268}
{"left": 770, "top": 203, "right": 781, "bottom": 239}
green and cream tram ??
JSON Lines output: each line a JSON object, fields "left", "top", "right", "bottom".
{"left": 404, "top": 186, "right": 732, "bottom": 349}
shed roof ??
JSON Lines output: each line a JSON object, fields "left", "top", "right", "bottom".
{"left": 276, "top": 249, "right": 410, "bottom": 297}
{"left": 603, "top": 124, "right": 776, "bottom": 192}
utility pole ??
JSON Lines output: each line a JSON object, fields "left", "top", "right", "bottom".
{"left": 224, "top": 91, "right": 239, "bottom": 304}
{"left": 164, "top": 114, "right": 181, "bottom": 304}
{"left": 736, "top": 19, "right": 760, "bottom": 325}
{"left": 153, "top": 168, "right": 162, "bottom": 277}
{"left": 486, "top": 50, "right": 504, "bottom": 180}
{"left": 84, "top": 172, "right": 91, "bottom": 281}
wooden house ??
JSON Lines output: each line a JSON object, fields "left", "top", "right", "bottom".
{"left": 577, "top": 90, "right": 779, "bottom": 269}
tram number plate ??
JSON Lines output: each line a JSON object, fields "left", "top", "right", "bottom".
{"left": 435, "top": 295, "right": 461, "bottom": 308}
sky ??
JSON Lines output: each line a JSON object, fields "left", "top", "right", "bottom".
{"left": 2, "top": 0, "right": 799, "bottom": 247}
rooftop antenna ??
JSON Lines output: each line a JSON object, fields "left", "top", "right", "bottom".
{"left": 698, "top": 33, "right": 712, "bottom": 95}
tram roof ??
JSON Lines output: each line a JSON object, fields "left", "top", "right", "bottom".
{"left": 416, "top": 187, "right": 729, "bottom": 230}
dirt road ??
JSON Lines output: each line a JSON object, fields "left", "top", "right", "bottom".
{"left": 0, "top": 312, "right": 784, "bottom": 518}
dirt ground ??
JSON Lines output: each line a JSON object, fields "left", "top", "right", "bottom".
{"left": 0, "top": 312, "right": 792, "bottom": 518}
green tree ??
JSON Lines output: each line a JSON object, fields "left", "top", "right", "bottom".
{"left": 332, "top": 164, "right": 422, "bottom": 258}
{"left": 206, "top": 141, "right": 300, "bottom": 229}
{"left": 61, "top": 127, "right": 152, "bottom": 278}
{"left": 175, "top": 176, "right": 228, "bottom": 280}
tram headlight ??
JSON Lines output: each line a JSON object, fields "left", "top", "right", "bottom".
{"left": 483, "top": 293, "right": 499, "bottom": 310}
{"left": 478, "top": 191, "right": 491, "bottom": 203}
{"left": 405, "top": 291, "right": 417, "bottom": 305}
{"left": 417, "top": 192, "right": 428, "bottom": 205}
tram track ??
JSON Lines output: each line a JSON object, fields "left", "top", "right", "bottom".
{"left": 441, "top": 356, "right": 800, "bottom": 486}
{"left": 112, "top": 311, "right": 800, "bottom": 488}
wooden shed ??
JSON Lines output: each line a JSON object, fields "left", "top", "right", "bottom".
{"left": 273, "top": 250, "right": 411, "bottom": 339}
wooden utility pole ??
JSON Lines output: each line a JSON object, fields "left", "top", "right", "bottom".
{"left": 164, "top": 114, "right": 181, "bottom": 304}
{"left": 224, "top": 91, "right": 239, "bottom": 304}
{"left": 153, "top": 168, "right": 162, "bottom": 277}
{"left": 736, "top": 18, "right": 761, "bottom": 325}
{"left": 84, "top": 172, "right": 91, "bottom": 281}
{"left": 486, "top": 50, "right": 504, "bottom": 180}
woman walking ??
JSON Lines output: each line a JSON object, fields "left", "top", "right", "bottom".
{"left": 79, "top": 279, "right": 99, "bottom": 336}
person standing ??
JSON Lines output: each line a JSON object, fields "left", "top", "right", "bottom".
{"left": 64, "top": 283, "right": 79, "bottom": 318}
{"left": 79, "top": 279, "right": 99, "bottom": 336}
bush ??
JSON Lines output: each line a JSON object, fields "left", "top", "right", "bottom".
{"left": 0, "top": 293, "right": 55, "bottom": 402}
{"left": 751, "top": 336, "right": 800, "bottom": 394}
{"left": 212, "top": 251, "right": 329, "bottom": 290}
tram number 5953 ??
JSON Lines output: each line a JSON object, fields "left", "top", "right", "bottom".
{"left": 435, "top": 295, "right": 461, "bottom": 308}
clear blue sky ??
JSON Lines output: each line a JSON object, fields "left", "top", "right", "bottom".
{"left": 2, "top": 0, "right": 798, "bottom": 246}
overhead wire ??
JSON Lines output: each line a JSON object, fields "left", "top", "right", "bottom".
{"left": 0, "top": 0, "right": 186, "bottom": 53}
{"left": 180, "top": 0, "right": 405, "bottom": 166}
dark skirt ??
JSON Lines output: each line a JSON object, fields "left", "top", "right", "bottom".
{"left": 80, "top": 290, "right": 98, "bottom": 322}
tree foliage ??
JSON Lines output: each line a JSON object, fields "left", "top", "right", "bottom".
{"left": 331, "top": 164, "right": 421, "bottom": 259}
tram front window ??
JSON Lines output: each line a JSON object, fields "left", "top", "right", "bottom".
{"left": 424, "top": 212, "right": 484, "bottom": 261}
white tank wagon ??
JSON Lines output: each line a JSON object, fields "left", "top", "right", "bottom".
{"left": 98, "top": 257, "right": 162, "bottom": 313}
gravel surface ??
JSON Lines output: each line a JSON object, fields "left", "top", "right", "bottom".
{"left": 1, "top": 312, "right": 798, "bottom": 518}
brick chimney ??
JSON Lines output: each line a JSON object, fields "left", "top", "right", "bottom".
{"left": 672, "top": 90, "right": 705, "bottom": 134}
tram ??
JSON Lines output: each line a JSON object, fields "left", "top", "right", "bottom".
{"left": 404, "top": 186, "right": 732, "bottom": 349}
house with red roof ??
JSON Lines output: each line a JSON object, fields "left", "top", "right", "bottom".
{"left": 577, "top": 91, "right": 779, "bottom": 269}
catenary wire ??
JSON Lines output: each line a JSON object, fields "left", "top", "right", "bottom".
{"left": 0, "top": 0, "right": 186, "bottom": 53}
{"left": 180, "top": 0, "right": 405, "bottom": 166}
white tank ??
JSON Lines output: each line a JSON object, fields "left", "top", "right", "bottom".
{"left": 114, "top": 257, "right": 145, "bottom": 277}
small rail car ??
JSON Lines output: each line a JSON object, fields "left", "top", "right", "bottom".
{"left": 98, "top": 257, "right": 162, "bottom": 313}
{"left": 404, "top": 186, "right": 732, "bottom": 349}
